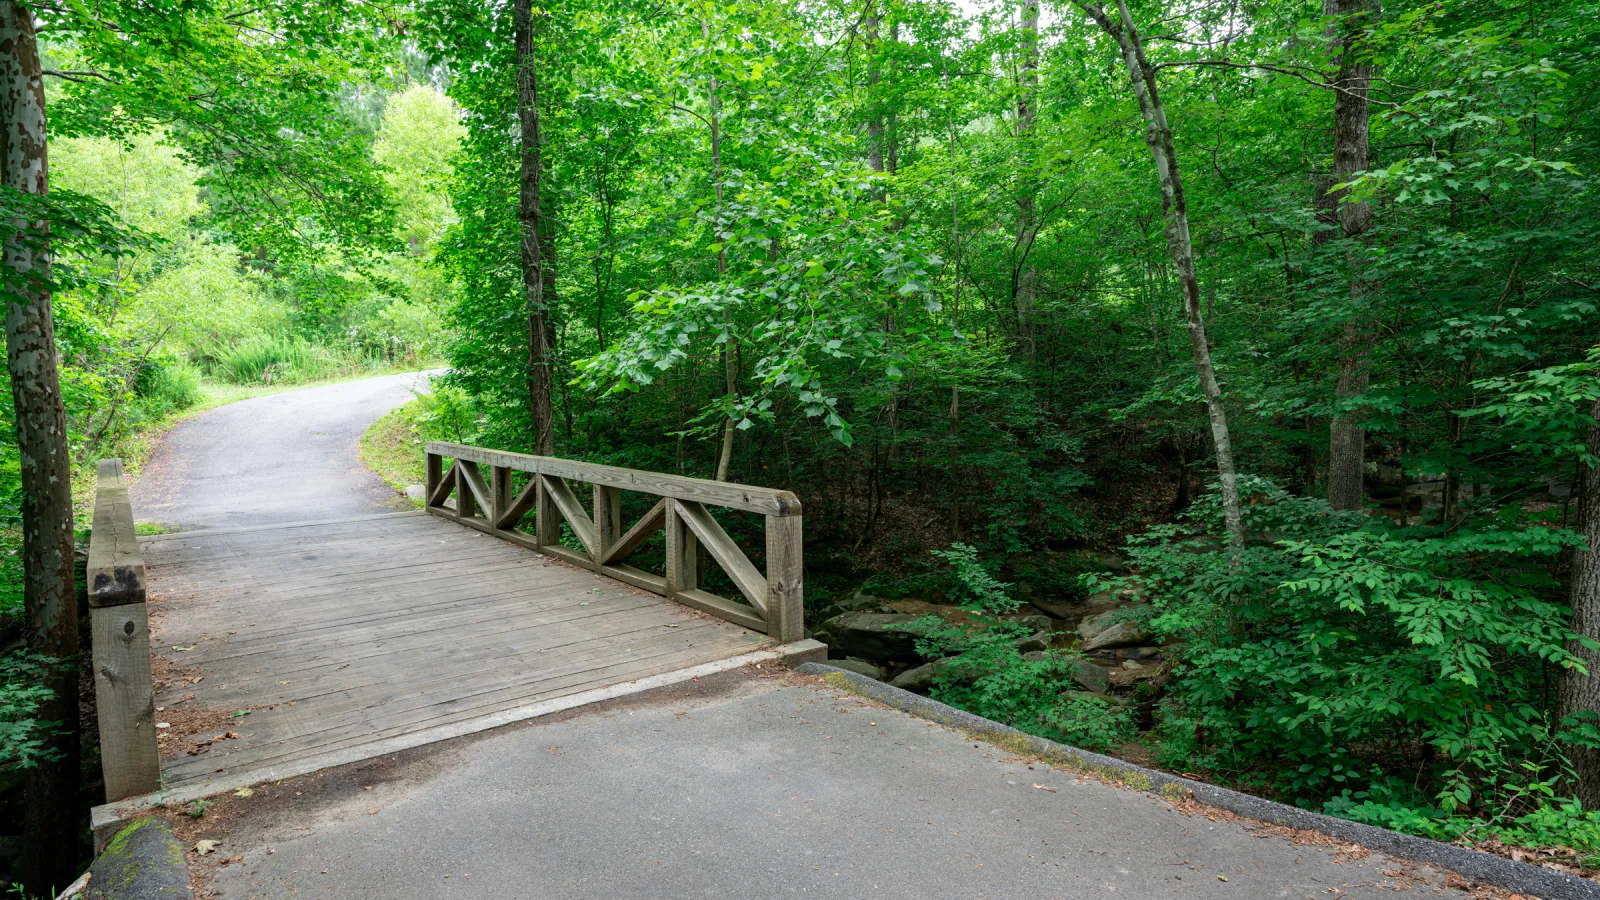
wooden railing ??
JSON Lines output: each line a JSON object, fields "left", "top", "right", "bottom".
{"left": 87, "top": 459, "right": 160, "bottom": 801}
{"left": 424, "top": 442, "right": 804, "bottom": 642}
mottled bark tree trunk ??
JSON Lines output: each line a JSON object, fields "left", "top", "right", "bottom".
{"left": 2, "top": 3, "right": 83, "bottom": 893}
{"left": 1322, "top": 0, "right": 1375, "bottom": 511}
{"left": 515, "top": 0, "right": 555, "bottom": 455}
{"left": 865, "top": 10, "right": 885, "bottom": 176}
{"left": 1560, "top": 397, "right": 1600, "bottom": 807}
{"left": 1074, "top": 0, "right": 1247, "bottom": 565}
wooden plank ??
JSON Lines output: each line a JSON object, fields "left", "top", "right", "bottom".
{"left": 458, "top": 460, "right": 493, "bottom": 520}
{"left": 92, "top": 601, "right": 160, "bottom": 800}
{"left": 598, "top": 498, "right": 665, "bottom": 567}
{"left": 592, "top": 484, "right": 621, "bottom": 571}
{"left": 540, "top": 475, "right": 595, "bottom": 555}
{"left": 672, "top": 589, "right": 768, "bottom": 633}
{"left": 495, "top": 474, "right": 538, "bottom": 531}
{"left": 602, "top": 563, "right": 667, "bottom": 595}
{"left": 765, "top": 514, "right": 804, "bottom": 643}
{"left": 675, "top": 500, "right": 767, "bottom": 615}
{"left": 664, "top": 500, "right": 697, "bottom": 595}
{"left": 87, "top": 459, "right": 160, "bottom": 800}
{"left": 428, "top": 441, "right": 801, "bottom": 516}
{"left": 89, "top": 460, "right": 145, "bottom": 609}
{"left": 425, "top": 452, "right": 443, "bottom": 504}
{"left": 427, "top": 461, "right": 458, "bottom": 508}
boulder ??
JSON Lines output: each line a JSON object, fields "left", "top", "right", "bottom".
{"left": 1015, "top": 630, "right": 1052, "bottom": 654}
{"left": 815, "top": 612, "right": 924, "bottom": 663}
{"left": 1077, "top": 604, "right": 1152, "bottom": 651}
{"left": 888, "top": 658, "right": 952, "bottom": 692}
{"left": 814, "top": 589, "right": 891, "bottom": 623}
{"left": 1008, "top": 614, "right": 1055, "bottom": 633}
{"left": 1026, "top": 595, "right": 1078, "bottom": 619}
{"left": 1109, "top": 659, "right": 1169, "bottom": 689}
{"left": 830, "top": 658, "right": 883, "bottom": 680}
{"left": 1071, "top": 659, "right": 1112, "bottom": 693}
{"left": 1021, "top": 651, "right": 1048, "bottom": 662}
{"left": 84, "top": 818, "right": 192, "bottom": 900}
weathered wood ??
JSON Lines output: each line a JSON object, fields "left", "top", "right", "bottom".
{"left": 675, "top": 500, "right": 767, "bottom": 614}
{"left": 675, "top": 588, "right": 767, "bottom": 633}
{"left": 87, "top": 459, "right": 159, "bottom": 801}
{"left": 428, "top": 441, "right": 801, "bottom": 516}
{"left": 145, "top": 512, "right": 767, "bottom": 791}
{"left": 88, "top": 460, "right": 144, "bottom": 609}
{"left": 458, "top": 460, "right": 490, "bottom": 520}
{"left": 425, "top": 452, "right": 443, "bottom": 505}
{"left": 765, "top": 514, "right": 804, "bottom": 643}
{"left": 422, "top": 444, "right": 805, "bottom": 640}
{"left": 598, "top": 498, "right": 666, "bottom": 566}
{"left": 592, "top": 485, "right": 621, "bottom": 571}
{"left": 540, "top": 475, "right": 594, "bottom": 556}
{"left": 496, "top": 473, "right": 538, "bottom": 531}
{"left": 91, "top": 604, "right": 159, "bottom": 801}
{"left": 427, "top": 461, "right": 457, "bottom": 508}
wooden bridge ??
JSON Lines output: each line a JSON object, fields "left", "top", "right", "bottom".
{"left": 88, "top": 444, "right": 822, "bottom": 813}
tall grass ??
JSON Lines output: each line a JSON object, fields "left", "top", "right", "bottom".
{"left": 215, "top": 336, "right": 338, "bottom": 385}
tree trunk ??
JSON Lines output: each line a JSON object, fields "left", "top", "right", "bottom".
{"left": 865, "top": 10, "right": 885, "bottom": 175}
{"left": 1560, "top": 397, "right": 1600, "bottom": 807}
{"left": 1012, "top": 0, "right": 1040, "bottom": 358}
{"left": 2, "top": 4, "right": 83, "bottom": 893}
{"left": 705, "top": 17, "right": 738, "bottom": 483}
{"left": 515, "top": 0, "right": 555, "bottom": 455}
{"left": 1074, "top": 0, "right": 1247, "bottom": 565}
{"left": 1322, "top": 0, "right": 1375, "bottom": 511}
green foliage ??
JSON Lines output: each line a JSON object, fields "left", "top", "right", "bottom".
{"left": 0, "top": 653, "right": 66, "bottom": 772}
{"left": 214, "top": 336, "right": 337, "bottom": 385}
{"left": 1102, "top": 479, "right": 1588, "bottom": 818}
{"left": 910, "top": 544, "right": 1132, "bottom": 752}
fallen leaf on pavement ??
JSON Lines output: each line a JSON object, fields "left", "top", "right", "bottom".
{"left": 192, "top": 840, "right": 220, "bottom": 856}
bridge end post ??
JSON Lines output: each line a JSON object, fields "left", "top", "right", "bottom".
{"left": 88, "top": 459, "right": 161, "bottom": 802}
{"left": 765, "top": 513, "right": 804, "bottom": 643}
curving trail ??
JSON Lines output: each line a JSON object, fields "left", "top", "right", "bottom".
{"left": 130, "top": 371, "right": 435, "bottom": 530}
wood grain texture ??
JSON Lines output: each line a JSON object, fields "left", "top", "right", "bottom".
{"left": 88, "top": 459, "right": 160, "bottom": 800}
{"left": 428, "top": 442, "right": 801, "bottom": 516}
{"left": 142, "top": 513, "right": 768, "bottom": 791}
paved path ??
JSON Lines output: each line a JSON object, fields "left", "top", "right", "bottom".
{"left": 131, "top": 371, "right": 435, "bottom": 530}
{"left": 196, "top": 674, "right": 1468, "bottom": 899}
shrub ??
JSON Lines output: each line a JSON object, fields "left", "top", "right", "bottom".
{"left": 0, "top": 652, "right": 64, "bottom": 773}
{"left": 135, "top": 357, "right": 203, "bottom": 412}
{"left": 215, "top": 335, "right": 336, "bottom": 384}
{"left": 909, "top": 544, "right": 1132, "bottom": 751}
{"left": 1097, "top": 477, "right": 1590, "bottom": 821}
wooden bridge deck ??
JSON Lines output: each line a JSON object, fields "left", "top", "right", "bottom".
{"left": 140, "top": 510, "right": 773, "bottom": 792}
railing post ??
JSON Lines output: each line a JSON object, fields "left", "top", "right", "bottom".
{"left": 664, "top": 500, "right": 698, "bottom": 596}
{"left": 425, "top": 451, "right": 442, "bottom": 508}
{"left": 88, "top": 459, "right": 160, "bottom": 801}
{"left": 765, "top": 513, "right": 804, "bottom": 642}
{"left": 592, "top": 484, "right": 620, "bottom": 570}
{"left": 535, "top": 475, "right": 559, "bottom": 549}
{"left": 491, "top": 465, "right": 513, "bottom": 529}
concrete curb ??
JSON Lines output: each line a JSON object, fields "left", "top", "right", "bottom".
{"left": 89, "top": 639, "right": 828, "bottom": 844}
{"left": 798, "top": 662, "right": 1600, "bottom": 900}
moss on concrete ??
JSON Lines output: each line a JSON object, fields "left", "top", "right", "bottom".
{"left": 85, "top": 817, "right": 191, "bottom": 899}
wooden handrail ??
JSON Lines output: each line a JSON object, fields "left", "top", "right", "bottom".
{"left": 424, "top": 443, "right": 804, "bottom": 642}
{"left": 87, "top": 459, "right": 160, "bottom": 801}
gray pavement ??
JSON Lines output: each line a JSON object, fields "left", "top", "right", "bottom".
{"left": 131, "top": 371, "right": 436, "bottom": 529}
{"left": 201, "top": 675, "right": 1469, "bottom": 899}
